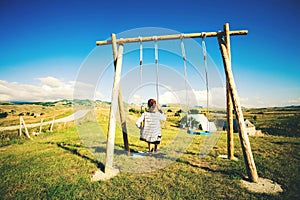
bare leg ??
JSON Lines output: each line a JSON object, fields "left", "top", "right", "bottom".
{"left": 148, "top": 143, "right": 152, "bottom": 156}
{"left": 154, "top": 144, "right": 158, "bottom": 152}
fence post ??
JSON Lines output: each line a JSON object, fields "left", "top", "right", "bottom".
{"left": 49, "top": 118, "right": 54, "bottom": 132}
{"left": 39, "top": 119, "right": 43, "bottom": 133}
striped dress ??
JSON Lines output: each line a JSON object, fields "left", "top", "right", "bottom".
{"left": 136, "top": 111, "right": 166, "bottom": 143}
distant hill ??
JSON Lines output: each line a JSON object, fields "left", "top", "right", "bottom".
{"left": 0, "top": 100, "right": 73, "bottom": 106}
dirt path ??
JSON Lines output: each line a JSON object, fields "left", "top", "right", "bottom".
{"left": 0, "top": 110, "right": 90, "bottom": 131}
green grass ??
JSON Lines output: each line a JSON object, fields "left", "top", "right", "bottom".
{"left": 0, "top": 106, "right": 300, "bottom": 199}
{"left": 244, "top": 106, "right": 300, "bottom": 137}
{"left": 0, "top": 102, "right": 73, "bottom": 127}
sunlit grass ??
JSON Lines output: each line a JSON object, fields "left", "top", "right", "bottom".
{"left": 0, "top": 103, "right": 73, "bottom": 127}
{"left": 0, "top": 105, "right": 299, "bottom": 199}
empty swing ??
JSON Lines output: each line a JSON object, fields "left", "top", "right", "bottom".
{"left": 180, "top": 34, "right": 211, "bottom": 136}
{"left": 138, "top": 36, "right": 161, "bottom": 111}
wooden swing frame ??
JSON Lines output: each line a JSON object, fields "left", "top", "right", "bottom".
{"left": 95, "top": 23, "right": 258, "bottom": 182}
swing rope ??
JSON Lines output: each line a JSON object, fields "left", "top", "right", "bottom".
{"left": 153, "top": 36, "right": 159, "bottom": 105}
{"left": 180, "top": 34, "right": 190, "bottom": 115}
{"left": 202, "top": 33, "right": 210, "bottom": 131}
{"left": 139, "top": 36, "right": 144, "bottom": 113}
{"left": 139, "top": 36, "right": 143, "bottom": 85}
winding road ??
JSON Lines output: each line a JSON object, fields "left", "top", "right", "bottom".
{"left": 0, "top": 110, "right": 90, "bottom": 131}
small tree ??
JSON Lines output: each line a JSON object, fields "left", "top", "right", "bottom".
{"left": 175, "top": 109, "right": 184, "bottom": 116}
{"left": 0, "top": 112, "right": 8, "bottom": 118}
{"left": 129, "top": 108, "right": 140, "bottom": 114}
{"left": 253, "top": 115, "right": 257, "bottom": 121}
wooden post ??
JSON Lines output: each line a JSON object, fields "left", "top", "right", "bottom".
{"left": 105, "top": 43, "right": 124, "bottom": 173}
{"left": 111, "top": 34, "right": 130, "bottom": 156}
{"left": 19, "top": 116, "right": 22, "bottom": 136}
{"left": 39, "top": 119, "right": 43, "bottom": 133}
{"left": 19, "top": 116, "right": 31, "bottom": 139}
{"left": 49, "top": 118, "right": 54, "bottom": 132}
{"left": 224, "top": 23, "right": 235, "bottom": 160}
{"left": 226, "top": 81, "right": 234, "bottom": 159}
{"left": 218, "top": 26, "right": 258, "bottom": 182}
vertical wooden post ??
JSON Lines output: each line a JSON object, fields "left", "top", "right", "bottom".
{"left": 39, "top": 119, "right": 43, "bottom": 133}
{"left": 111, "top": 33, "right": 130, "bottom": 156}
{"left": 218, "top": 24, "right": 258, "bottom": 182}
{"left": 19, "top": 116, "right": 22, "bottom": 136}
{"left": 226, "top": 82, "right": 234, "bottom": 159}
{"left": 49, "top": 118, "right": 54, "bottom": 132}
{"left": 105, "top": 43, "right": 124, "bottom": 173}
{"left": 224, "top": 23, "right": 234, "bottom": 160}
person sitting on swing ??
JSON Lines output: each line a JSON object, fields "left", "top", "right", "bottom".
{"left": 136, "top": 98, "right": 166, "bottom": 156}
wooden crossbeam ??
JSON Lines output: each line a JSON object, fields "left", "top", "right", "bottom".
{"left": 96, "top": 30, "right": 248, "bottom": 46}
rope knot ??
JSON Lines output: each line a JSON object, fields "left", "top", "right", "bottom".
{"left": 180, "top": 33, "right": 185, "bottom": 40}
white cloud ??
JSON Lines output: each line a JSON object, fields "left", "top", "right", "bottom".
{"left": 72, "top": 80, "right": 100, "bottom": 100}
{"left": 36, "top": 76, "right": 65, "bottom": 88}
{"left": 159, "top": 91, "right": 179, "bottom": 104}
{"left": 288, "top": 98, "right": 300, "bottom": 104}
{"left": 71, "top": 81, "right": 95, "bottom": 88}
{"left": 157, "top": 87, "right": 226, "bottom": 108}
{"left": 130, "top": 94, "right": 143, "bottom": 105}
{"left": 3, "top": 76, "right": 296, "bottom": 108}
{"left": 0, "top": 78, "right": 71, "bottom": 101}
{"left": 94, "top": 91, "right": 106, "bottom": 101}
{"left": 230, "top": 95, "right": 268, "bottom": 108}
{"left": 0, "top": 77, "right": 104, "bottom": 102}
{"left": 238, "top": 95, "right": 293, "bottom": 108}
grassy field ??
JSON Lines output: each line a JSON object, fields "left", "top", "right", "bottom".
{"left": 244, "top": 106, "right": 300, "bottom": 137}
{"left": 0, "top": 100, "right": 74, "bottom": 127}
{"left": 0, "top": 104, "right": 299, "bottom": 199}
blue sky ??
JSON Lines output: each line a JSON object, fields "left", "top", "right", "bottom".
{"left": 0, "top": 0, "right": 299, "bottom": 107}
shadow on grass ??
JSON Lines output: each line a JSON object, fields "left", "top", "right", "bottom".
{"left": 56, "top": 142, "right": 105, "bottom": 172}
{"left": 271, "top": 141, "right": 300, "bottom": 146}
{"left": 177, "top": 158, "right": 245, "bottom": 179}
{"left": 92, "top": 144, "right": 130, "bottom": 156}
{"left": 56, "top": 141, "right": 178, "bottom": 174}
{"left": 114, "top": 143, "right": 147, "bottom": 154}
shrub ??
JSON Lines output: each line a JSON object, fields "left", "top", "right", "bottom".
{"left": 129, "top": 108, "right": 140, "bottom": 114}
{"left": 175, "top": 109, "right": 184, "bottom": 116}
{"left": 0, "top": 112, "right": 8, "bottom": 118}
